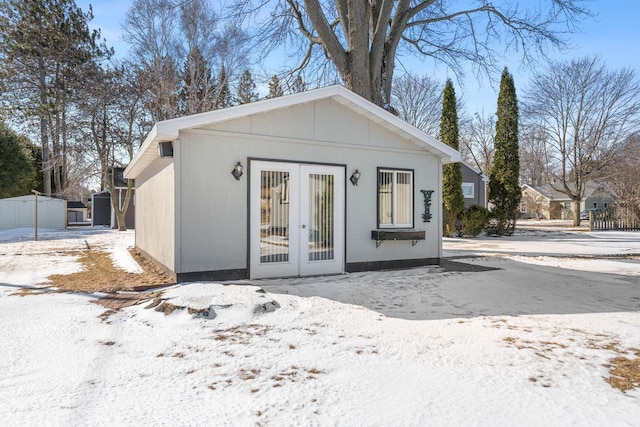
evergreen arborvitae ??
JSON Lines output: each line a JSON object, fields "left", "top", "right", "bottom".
{"left": 267, "top": 75, "right": 284, "bottom": 98}
{"left": 235, "top": 69, "right": 258, "bottom": 104}
{"left": 440, "top": 79, "right": 464, "bottom": 237}
{"left": 489, "top": 67, "right": 521, "bottom": 235}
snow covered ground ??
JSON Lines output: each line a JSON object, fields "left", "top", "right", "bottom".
{"left": 1, "top": 227, "right": 639, "bottom": 426}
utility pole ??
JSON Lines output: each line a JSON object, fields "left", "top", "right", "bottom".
{"left": 31, "top": 189, "right": 40, "bottom": 241}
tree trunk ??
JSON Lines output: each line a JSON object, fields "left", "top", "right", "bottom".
{"left": 38, "top": 59, "right": 52, "bottom": 196}
{"left": 52, "top": 111, "right": 62, "bottom": 194}
{"left": 573, "top": 199, "right": 581, "bottom": 226}
{"left": 108, "top": 176, "right": 134, "bottom": 231}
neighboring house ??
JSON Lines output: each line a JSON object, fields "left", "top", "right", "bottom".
{"left": 0, "top": 195, "right": 66, "bottom": 231}
{"left": 520, "top": 182, "right": 615, "bottom": 220}
{"left": 583, "top": 182, "right": 615, "bottom": 212}
{"left": 66, "top": 201, "right": 89, "bottom": 224}
{"left": 90, "top": 167, "right": 135, "bottom": 229}
{"left": 123, "top": 85, "right": 460, "bottom": 282}
{"left": 460, "top": 161, "right": 488, "bottom": 208}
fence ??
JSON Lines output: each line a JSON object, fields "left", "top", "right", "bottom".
{"left": 590, "top": 206, "right": 640, "bottom": 231}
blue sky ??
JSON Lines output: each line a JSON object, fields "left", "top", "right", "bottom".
{"left": 77, "top": 0, "right": 640, "bottom": 114}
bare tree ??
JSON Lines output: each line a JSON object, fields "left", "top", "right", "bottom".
{"left": 606, "top": 135, "right": 640, "bottom": 219}
{"left": 242, "top": 0, "right": 591, "bottom": 107}
{"left": 78, "top": 62, "right": 146, "bottom": 230}
{"left": 523, "top": 57, "right": 640, "bottom": 225}
{"left": 519, "top": 123, "right": 554, "bottom": 186}
{"left": 124, "top": 0, "right": 249, "bottom": 118}
{"left": 460, "top": 111, "right": 495, "bottom": 176}
{"left": 390, "top": 73, "right": 441, "bottom": 137}
{"left": 179, "top": 47, "right": 216, "bottom": 115}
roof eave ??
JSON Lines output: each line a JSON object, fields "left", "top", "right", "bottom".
{"left": 124, "top": 85, "right": 462, "bottom": 178}
{"left": 124, "top": 126, "right": 179, "bottom": 179}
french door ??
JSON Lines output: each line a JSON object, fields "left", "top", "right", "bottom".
{"left": 250, "top": 161, "right": 345, "bottom": 279}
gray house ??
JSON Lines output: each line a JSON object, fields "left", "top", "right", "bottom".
{"left": 124, "top": 85, "right": 460, "bottom": 281}
{"left": 460, "top": 161, "right": 488, "bottom": 208}
{"left": 520, "top": 182, "right": 615, "bottom": 220}
{"left": 90, "top": 167, "right": 135, "bottom": 229}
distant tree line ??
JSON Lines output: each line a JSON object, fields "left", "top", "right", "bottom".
{"left": 0, "top": 0, "right": 305, "bottom": 229}
{"left": 3, "top": 0, "right": 638, "bottom": 232}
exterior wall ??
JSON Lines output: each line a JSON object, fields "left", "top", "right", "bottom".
{"left": 0, "top": 195, "right": 66, "bottom": 230}
{"left": 134, "top": 158, "right": 175, "bottom": 273}
{"left": 91, "top": 192, "right": 111, "bottom": 226}
{"left": 67, "top": 208, "right": 88, "bottom": 223}
{"left": 114, "top": 188, "right": 135, "bottom": 229}
{"left": 91, "top": 190, "right": 136, "bottom": 228}
{"left": 520, "top": 187, "right": 551, "bottom": 219}
{"left": 460, "top": 164, "right": 486, "bottom": 208}
{"left": 177, "top": 98, "right": 443, "bottom": 277}
{"left": 584, "top": 192, "right": 614, "bottom": 211}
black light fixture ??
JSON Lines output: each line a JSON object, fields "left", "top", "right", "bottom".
{"left": 231, "top": 161, "right": 244, "bottom": 180}
{"left": 350, "top": 169, "right": 361, "bottom": 186}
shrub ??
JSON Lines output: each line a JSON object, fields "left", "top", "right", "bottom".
{"left": 462, "top": 205, "right": 490, "bottom": 237}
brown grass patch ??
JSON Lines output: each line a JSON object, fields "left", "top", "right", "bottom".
{"left": 239, "top": 369, "right": 260, "bottom": 381}
{"left": 98, "top": 309, "right": 118, "bottom": 321}
{"left": 604, "top": 350, "right": 640, "bottom": 392}
{"left": 9, "top": 287, "right": 53, "bottom": 297}
{"left": 46, "top": 249, "right": 173, "bottom": 293}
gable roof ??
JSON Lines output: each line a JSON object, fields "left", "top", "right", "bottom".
{"left": 124, "top": 85, "right": 460, "bottom": 179}
{"left": 67, "top": 201, "right": 87, "bottom": 209}
{"left": 522, "top": 184, "right": 568, "bottom": 201}
{"left": 110, "top": 167, "right": 133, "bottom": 188}
{"left": 522, "top": 181, "right": 616, "bottom": 202}
{"left": 460, "top": 161, "right": 489, "bottom": 182}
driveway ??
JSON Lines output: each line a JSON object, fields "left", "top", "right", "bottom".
{"left": 251, "top": 230, "right": 640, "bottom": 320}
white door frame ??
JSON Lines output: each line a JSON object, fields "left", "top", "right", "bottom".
{"left": 299, "top": 164, "right": 345, "bottom": 277}
{"left": 249, "top": 160, "right": 345, "bottom": 279}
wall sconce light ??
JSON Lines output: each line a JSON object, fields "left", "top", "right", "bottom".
{"left": 350, "top": 169, "right": 361, "bottom": 186}
{"left": 231, "top": 161, "right": 243, "bottom": 180}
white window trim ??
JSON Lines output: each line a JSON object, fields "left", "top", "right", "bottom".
{"left": 462, "top": 182, "right": 475, "bottom": 199}
{"left": 519, "top": 202, "right": 527, "bottom": 213}
{"left": 378, "top": 169, "right": 414, "bottom": 229}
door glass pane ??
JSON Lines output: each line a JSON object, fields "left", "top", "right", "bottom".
{"left": 308, "top": 174, "right": 334, "bottom": 261}
{"left": 260, "top": 170, "right": 290, "bottom": 263}
{"left": 397, "top": 172, "right": 412, "bottom": 225}
{"left": 378, "top": 171, "right": 393, "bottom": 225}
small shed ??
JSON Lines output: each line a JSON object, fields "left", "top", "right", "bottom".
{"left": 0, "top": 195, "right": 66, "bottom": 231}
{"left": 124, "top": 85, "right": 460, "bottom": 281}
{"left": 67, "top": 201, "right": 89, "bottom": 224}
{"left": 91, "top": 190, "right": 111, "bottom": 226}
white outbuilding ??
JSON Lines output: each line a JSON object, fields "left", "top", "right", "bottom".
{"left": 0, "top": 195, "right": 66, "bottom": 231}
{"left": 124, "top": 85, "right": 460, "bottom": 281}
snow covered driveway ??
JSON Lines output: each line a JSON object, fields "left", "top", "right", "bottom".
{"left": 1, "top": 227, "right": 639, "bottom": 426}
